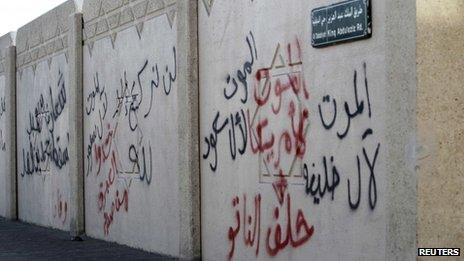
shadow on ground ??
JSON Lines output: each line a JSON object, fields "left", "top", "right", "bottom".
{"left": 0, "top": 218, "right": 178, "bottom": 260}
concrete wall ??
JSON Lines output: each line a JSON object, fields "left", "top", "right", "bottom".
{"left": 199, "top": 0, "right": 416, "bottom": 260}
{"left": 0, "top": 0, "right": 432, "bottom": 259}
{"left": 15, "top": 1, "right": 79, "bottom": 231}
{"left": 417, "top": 0, "right": 464, "bottom": 257}
{"left": 0, "top": 32, "right": 16, "bottom": 219}
{"left": 82, "top": 0, "right": 199, "bottom": 258}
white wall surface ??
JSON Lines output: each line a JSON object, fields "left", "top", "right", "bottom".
{"left": 199, "top": 0, "right": 393, "bottom": 260}
{"left": 16, "top": 1, "right": 75, "bottom": 231}
{"left": 0, "top": 33, "right": 15, "bottom": 219}
{"left": 0, "top": 74, "right": 8, "bottom": 216}
{"left": 83, "top": 0, "right": 181, "bottom": 256}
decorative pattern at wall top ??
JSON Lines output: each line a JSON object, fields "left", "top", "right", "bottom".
{"left": 15, "top": 0, "right": 75, "bottom": 77}
{"left": 83, "top": 0, "right": 177, "bottom": 56}
{"left": 202, "top": 0, "right": 214, "bottom": 16}
{"left": 202, "top": 0, "right": 255, "bottom": 16}
{"left": 0, "top": 33, "right": 13, "bottom": 75}
{"left": 16, "top": 30, "right": 69, "bottom": 76}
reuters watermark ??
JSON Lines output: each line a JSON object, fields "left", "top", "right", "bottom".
{"left": 418, "top": 248, "right": 460, "bottom": 257}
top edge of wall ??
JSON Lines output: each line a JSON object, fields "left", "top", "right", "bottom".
{"left": 0, "top": 32, "right": 15, "bottom": 48}
{"left": 81, "top": 0, "right": 177, "bottom": 44}
{"left": 82, "top": 0, "right": 177, "bottom": 22}
{"left": 15, "top": 0, "right": 76, "bottom": 54}
{"left": 82, "top": 0, "right": 122, "bottom": 22}
{"left": 0, "top": 31, "right": 14, "bottom": 75}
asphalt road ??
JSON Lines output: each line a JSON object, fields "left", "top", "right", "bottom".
{"left": 0, "top": 218, "right": 177, "bottom": 260}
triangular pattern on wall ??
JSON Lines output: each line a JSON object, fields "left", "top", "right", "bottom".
{"left": 166, "top": 8, "right": 176, "bottom": 28}
{"left": 84, "top": 0, "right": 178, "bottom": 50}
{"left": 202, "top": 0, "right": 214, "bottom": 16}
{"left": 136, "top": 22, "right": 144, "bottom": 39}
{"left": 87, "top": 41, "right": 95, "bottom": 57}
{"left": 47, "top": 58, "right": 53, "bottom": 70}
{"left": 110, "top": 33, "right": 118, "bottom": 48}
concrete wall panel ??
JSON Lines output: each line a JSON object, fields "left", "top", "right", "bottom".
{"left": 199, "top": 0, "right": 416, "bottom": 260}
{"left": 82, "top": 0, "right": 199, "bottom": 258}
{"left": 16, "top": 1, "right": 77, "bottom": 231}
{"left": 0, "top": 33, "right": 16, "bottom": 219}
{"left": 0, "top": 0, "right": 421, "bottom": 258}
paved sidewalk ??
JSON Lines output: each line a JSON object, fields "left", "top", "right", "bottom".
{"left": 0, "top": 218, "right": 177, "bottom": 260}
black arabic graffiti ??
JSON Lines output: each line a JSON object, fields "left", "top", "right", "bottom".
{"left": 85, "top": 73, "right": 108, "bottom": 176}
{"left": 85, "top": 47, "right": 176, "bottom": 184}
{"left": 224, "top": 31, "right": 257, "bottom": 104}
{"left": 306, "top": 62, "right": 380, "bottom": 210}
{"left": 21, "top": 70, "right": 70, "bottom": 177}
{"left": 203, "top": 109, "right": 248, "bottom": 172}
{"left": 319, "top": 63, "right": 372, "bottom": 140}
{"left": 113, "top": 47, "right": 177, "bottom": 131}
{"left": 203, "top": 31, "right": 257, "bottom": 172}
{"left": 129, "top": 144, "right": 153, "bottom": 185}
{"left": 0, "top": 96, "right": 6, "bottom": 151}
{"left": 303, "top": 156, "right": 340, "bottom": 205}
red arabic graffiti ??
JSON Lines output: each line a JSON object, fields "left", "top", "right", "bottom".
{"left": 93, "top": 123, "right": 114, "bottom": 177}
{"left": 248, "top": 38, "right": 310, "bottom": 178}
{"left": 103, "top": 188, "right": 129, "bottom": 235}
{"left": 93, "top": 123, "right": 130, "bottom": 235}
{"left": 227, "top": 176, "right": 314, "bottom": 259}
{"left": 53, "top": 189, "right": 67, "bottom": 226}
{"left": 227, "top": 38, "right": 314, "bottom": 259}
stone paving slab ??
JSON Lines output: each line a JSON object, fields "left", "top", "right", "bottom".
{"left": 0, "top": 218, "right": 177, "bottom": 260}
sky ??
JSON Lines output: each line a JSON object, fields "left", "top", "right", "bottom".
{"left": 0, "top": 0, "right": 68, "bottom": 37}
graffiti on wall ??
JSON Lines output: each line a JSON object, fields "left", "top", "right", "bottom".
{"left": 202, "top": 32, "right": 316, "bottom": 259}
{"left": 203, "top": 31, "right": 256, "bottom": 172}
{"left": 20, "top": 70, "right": 70, "bottom": 177}
{"left": 202, "top": 34, "right": 310, "bottom": 185}
{"left": 52, "top": 188, "right": 68, "bottom": 225}
{"left": 249, "top": 38, "right": 310, "bottom": 184}
{"left": 85, "top": 46, "right": 176, "bottom": 235}
{"left": 201, "top": 28, "right": 382, "bottom": 259}
{"left": 305, "top": 62, "right": 380, "bottom": 210}
{"left": 0, "top": 94, "right": 6, "bottom": 151}
{"left": 236, "top": 37, "right": 313, "bottom": 260}
{"left": 227, "top": 176, "right": 314, "bottom": 260}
